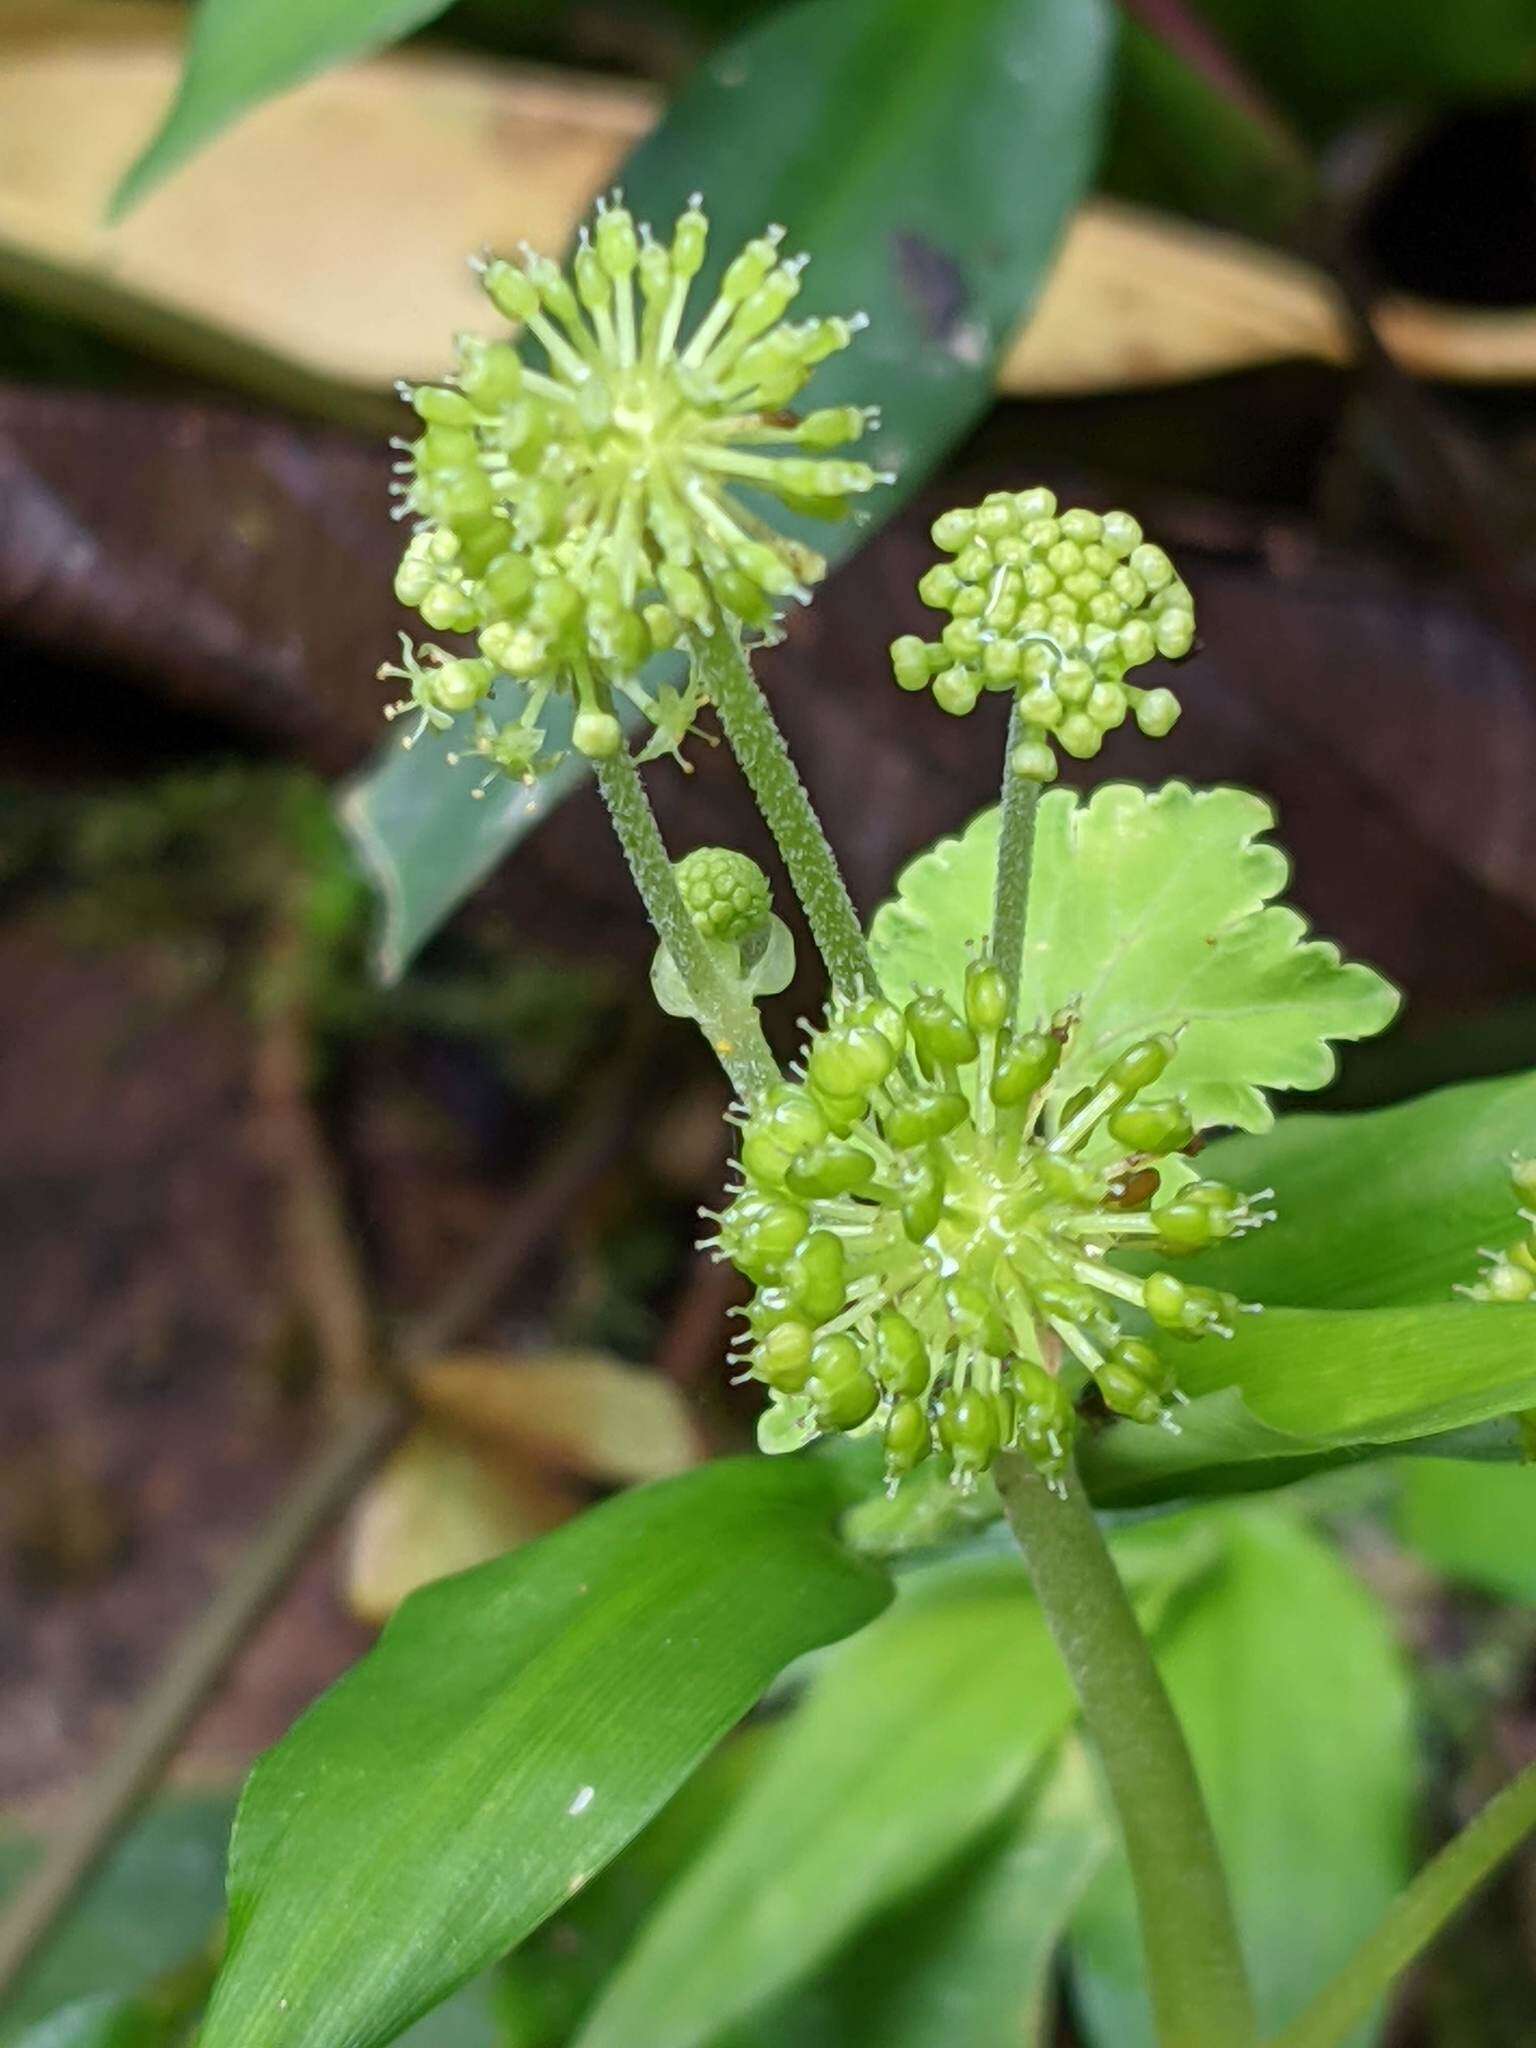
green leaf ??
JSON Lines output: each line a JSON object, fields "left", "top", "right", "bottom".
{"left": 0, "top": 1799, "right": 232, "bottom": 2041}
{"left": 337, "top": 698, "right": 616, "bottom": 984}
{"left": 731, "top": 1743, "right": 1107, "bottom": 2048}
{"left": 1174, "top": 1068, "right": 1536, "bottom": 1309}
{"left": 197, "top": 1457, "right": 890, "bottom": 2048}
{"left": 4, "top": 2001, "right": 163, "bottom": 2048}
{"left": 112, "top": 0, "right": 458, "bottom": 217}
{"left": 1396, "top": 1457, "right": 1536, "bottom": 1605}
{"left": 341, "top": 0, "right": 1114, "bottom": 976}
{"left": 1081, "top": 1303, "right": 1536, "bottom": 1508}
{"left": 1071, "top": 1510, "right": 1415, "bottom": 2048}
{"left": 868, "top": 785, "right": 1398, "bottom": 1131}
{"left": 574, "top": 1555, "right": 1081, "bottom": 2048}
{"left": 1174, "top": 0, "right": 1536, "bottom": 139}
{"left": 1101, "top": 19, "right": 1315, "bottom": 238}
{"left": 823, "top": 1742, "right": 1109, "bottom": 2048}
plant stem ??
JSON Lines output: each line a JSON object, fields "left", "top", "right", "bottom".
{"left": 594, "top": 746, "right": 778, "bottom": 1099}
{"left": 692, "top": 623, "right": 875, "bottom": 999}
{"left": 990, "top": 697, "right": 1041, "bottom": 1012}
{"left": 1269, "top": 1757, "right": 1536, "bottom": 2048}
{"left": 994, "top": 1452, "right": 1259, "bottom": 2048}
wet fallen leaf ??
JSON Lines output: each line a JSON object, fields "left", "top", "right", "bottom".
{"left": 345, "top": 1421, "right": 581, "bottom": 1627}
{"left": 413, "top": 1350, "right": 703, "bottom": 1484}
{"left": 345, "top": 1353, "right": 701, "bottom": 1622}
{"left": 6, "top": 1, "right": 1536, "bottom": 407}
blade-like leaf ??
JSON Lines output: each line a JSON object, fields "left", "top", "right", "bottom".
{"left": 197, "top": 1457, "right": 890, "bottom": 2048}
{"left": 112, "top": 0, "right": 461, "bottom": 217}
{"left": 1102, "top": 19, "right": 1314, "bottom": 238}
{"left": 825, "top": 1742, "right": 1110, "bottom": 2048}
{"left": 576, "top": 1527, "right": 1213, "bottom": 2048}
{"left": 4, "top": 2001, "right": 162, "bottom": 2048}
{"left": 1081, "top": 1303, "right": 1536, "bottom": 1508}
{"left": 868, "top": 786, "right": 1398, "bottom": 1131}
{"left": 0, "top": 1799, "right": 232, "bottom": 2040}
{"left": 1172, "top": 1068, "right": 1536, "bottom": 1309}
{"left": 574, "top": 1555, "right": 1081, "bottom": 2048}
{"left": 1071, "top": 1510, "right": 1414, "bottom": 2048}
{"left": 1396, "top": 1457, "right": 1536, "bottom": 1605}
{"left": 341, "top": 0, "right": 1114, "bottom": 975}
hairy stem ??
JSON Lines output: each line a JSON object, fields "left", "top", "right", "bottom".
{"left": 990, "top": 698, "right": 1041, "bottom": 1011}
{"left": 994, "top": 1453, "right": 1259, "bottom": 2048}
{"left": 693, "top": 624, "right": 875, "bottom": 999}
{"left": 595, "top": 747, "right": 778, "bottom": 1099}
{"left": 1270, "top": 1757, "right": 1536, "bottom": 2048}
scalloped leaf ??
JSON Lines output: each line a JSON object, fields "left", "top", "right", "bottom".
{"left": 867, "top": 783, "right": 1398, "bottom": 1132}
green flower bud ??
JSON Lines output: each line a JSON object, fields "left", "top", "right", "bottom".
{"left": 1010, "top": 741, "right": 1059, "bottom": 783}
{"left": 906, "top": 993, "right": 979, "bottom": 1074}
{"left": 813, "top": 1367, "right": 881, "bottom": 1433}
{"left": 808, "top": 1025, "right": 896, "bottom": 1099}
{"left": 891, "top": 635, "right": 934, "bottom": 692}
{"left": 990, "top": 1028, "right": 1061, "bottom": 1106}
{"left": 1096, "top": 1358, "right": 1165, "bottom": 1426}
{"left": 757, "top": 1320, "right": 815, "bottom": 1391}
{"left": 1107, "top": 1098, "right": 1194, "bottom": 1156}
{"left": 787, "top": 1140, "right": 878, "bottom": 1200}
{"left": 883, "top": 1092, "right": 970, "bottom": 1148}
{"left": 675, "top": 847, "right": 773, "bottom": 942}
{"left": 936, "top": 1387, "right": 1001, "bottom": 1475}
{"left": 785, "top": 1230, "right": 848, "bottom": 1324}
{"left": 965, "top": 959, "right": 1010, "bottom": 1036}
{"left": 884, "top": 1397, "right": 932, "bottom": 1476}
{"left": 875, "top": 1309, "right": 931, "bottom": 1398}
{"left": 1108, "top": 1035, "right": 1176, "bottom": 1097}
{"left": 572, "top": 709, "right": 623, "bottom": 759}
{"left": 1484, "top": 1260, "right": 1535, "bottom": 1303}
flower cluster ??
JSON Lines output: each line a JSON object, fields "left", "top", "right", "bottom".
{"left": 384, "top": 194, "right": 887, "bottom": 784}
{"left": 889, "top": 489, "right": 1196, "bottom": 783}
{"left": 1458, "top": 1156, "right": 1536, "bottom": 1304}
{"left": 675, "top": 846, "right": 773, "bottom": 942}
{"left": 708, "top": 960, "right": 1270, "bottom": 1491}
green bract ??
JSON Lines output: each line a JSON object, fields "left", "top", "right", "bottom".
{"left": 388, "top": 194, "right": 886, "bottom": 781}
{"left": 870, "top": 784, "right": 1400, "bottom": 1133}
{"left": 889, "top": 489, "right": 1194, "bottom": 781}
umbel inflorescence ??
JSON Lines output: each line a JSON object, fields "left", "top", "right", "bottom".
{"left": 708, "top": 960, "right": 1271, "bottom": 1491}
{"left": 890, "top": 490, "right": 1196, "bottom": 783}
{"left": 384, "top": 194, "right": 887, "bottom": 786}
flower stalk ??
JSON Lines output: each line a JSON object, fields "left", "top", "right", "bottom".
{"left": 693, "top": 620, "right": 877, "bottom": 998}
{"left": 990, "top": 694, "right": 1040, "bottom": 1015}
{"left": 993, "top": 1452, "right": 1259, "bottom": 2048}
{"left": 594, "top": 749, "right": 778, "bottom": 1099}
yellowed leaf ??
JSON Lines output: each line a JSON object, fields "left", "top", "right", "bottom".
{"left": 345, "top": 1421, "right": 579, "bottom": 1626}
{"left": 414, "top": 1351, "right": 702, "bottom": 1485}
{"left": 4, "top": 1, "right": 1535, "bottom": 406}
{"left": 1005, "top": 199, "right": 1351, "bottom": 392}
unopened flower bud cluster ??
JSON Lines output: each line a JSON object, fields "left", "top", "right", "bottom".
{"left": 384, "top": 196, "right": 886, "bottom": 788}
{"left": 707, "top": 958, "right": 1269, "bottom": 1491}
{"left": 889, "top": 489, "right": 1196, "bottom": 783}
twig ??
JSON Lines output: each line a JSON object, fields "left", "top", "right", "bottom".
{"left": 0, "top": 1015, "right": 651, "bottom": 2006}
{"left": 252, "top": 937, "right": 375, "bottom": 1402}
